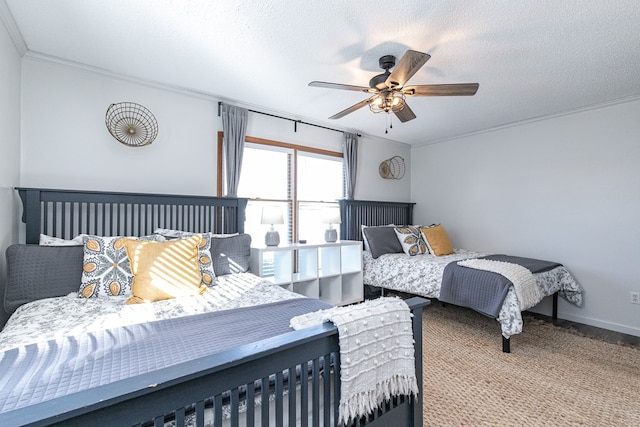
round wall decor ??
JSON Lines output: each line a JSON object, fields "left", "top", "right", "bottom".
{"left": 379, "top": 156, "right": 406, "bottom": 180}
{"left": 105, "top": 102, "right": 158, "bottom": 147}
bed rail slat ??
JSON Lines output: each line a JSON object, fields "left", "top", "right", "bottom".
{"left": 246, "top": 382, "right": 255, "bottom": 427}
{"left": 288, "top": 366, "right": 297, "bottom": 426}
{"left": 175, "top": 408, "right": 185, "bottom": 427}
{"left": 275, "top": 371, "right": 284, "bottom": 426}
{"left": 333, "top": 352, "right": 340, "bottom": 425}
{"left": 301, "top": 361, "right": 309, "bottom": 427}
{"left": 261, "top": 376, "right": 270, "bottom": 426}
{"left": 213, "top": 394, "right": 223, "bottom": 427}
{"left": 230, "top": 387, "right": 240, "bottom": 427}
{"left": 312, "top": 358, "right": 320, "bottom": 427}
{"left": 42, "top": 201, "right": 49, "bottom": 237}
{"left": 323, "top": 354, "right": 331, "bottom": 427}
{"left": 195, "top": 400, "right": 205, "bottom": 426}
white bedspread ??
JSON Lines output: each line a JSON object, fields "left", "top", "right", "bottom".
{"left": 363, "top": 249, "right": 584, "bottom": 338}
{"left": 290, "top": 297, "right": 418, "bottom": 424}
{"left": 0, "top": 273, "right": 301, "bottom": 351}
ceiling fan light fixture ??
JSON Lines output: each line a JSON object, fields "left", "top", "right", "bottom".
{"left": 369, "top": 92, "right": 406, "bottom": 114}
{"left": 309, "top": 50, "right": 477, "bottom": 124}
{"left": 391, "top": 92, "right": 405, "bottom": 107}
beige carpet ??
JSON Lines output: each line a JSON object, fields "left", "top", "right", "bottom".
{"left": 421, "top": 303, "right": 640, "bottom": 426}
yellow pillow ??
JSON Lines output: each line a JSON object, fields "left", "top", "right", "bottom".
{"left": 124, "top": 235, "right": 208, "bottom": 304}
{"left": 420, "top": 225, "right": 455, "bottom": 256}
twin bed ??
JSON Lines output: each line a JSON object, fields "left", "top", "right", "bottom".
{"left": 338, "top": 199, "right": 584, "bottom": 353}
{"left": 0, "top": 188, "right": 427, "bottom": 427}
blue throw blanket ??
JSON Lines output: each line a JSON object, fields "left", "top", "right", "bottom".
{"left": 0, "top": 297, "right": 331, "bottom": 414}
{"left": 439, "top": 254, "right": 561, "bottom": 318}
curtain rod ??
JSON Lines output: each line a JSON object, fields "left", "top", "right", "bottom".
{"left": 217, "top": 102, "right": 360, "bottom": 137}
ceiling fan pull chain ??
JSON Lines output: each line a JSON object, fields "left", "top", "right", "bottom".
{"left": 384, "top": 113, "right": 394, "bottom": 134}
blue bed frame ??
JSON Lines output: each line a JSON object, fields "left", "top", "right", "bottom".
{"left": 1, "top": 188, "right": 427, "bottom": 427}
{"left": 338, "top": 198, "right": 559, "bottom": 354}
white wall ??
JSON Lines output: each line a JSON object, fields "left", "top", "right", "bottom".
{"left": 411, "top": 99, "right": 640, "bottom": 337}
{"left": 21, "top": 58, "right": 219, "bottom": 196}
{"left": 0, "top": 18, "right": 22, "bottom": 326}
{"left": 356, "top": 137, "right": 411, "bottom": 202}
{"left": 20, "top": 57, "right": 411, "bottom": 202}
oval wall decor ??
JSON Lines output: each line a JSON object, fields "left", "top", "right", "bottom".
{"left": 379, "top": 156, "right": 406, "bottom": 180}
{"left": 105, "top": 102, "right": 158, "bottom": 147}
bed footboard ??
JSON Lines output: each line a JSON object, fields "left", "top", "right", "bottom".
{"left": 1, "top": 297, "right": 428, "bottom": 427}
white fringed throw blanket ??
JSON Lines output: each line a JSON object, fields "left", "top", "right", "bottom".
{"left": 290, "top": 297, "right": 418, "bottom": 425}
{"left": 457, "top": 258, "right": 542, "bottom": 310}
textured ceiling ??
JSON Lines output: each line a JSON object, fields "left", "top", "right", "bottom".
{"left": 5, "top": 0, "right": 640, "bottom": 145}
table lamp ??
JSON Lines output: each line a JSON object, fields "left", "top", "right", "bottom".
{"left": 261, "top": 206, "right": 284, "bottom": 246}
{"left": 323, "top": 208, "right": 341, "bottom": 243}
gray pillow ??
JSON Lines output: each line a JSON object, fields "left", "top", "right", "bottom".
{"left": 363, "top": 226, "right": 403, "bottom": 259}
{"left": 209, "top": 233, "right": 252, "bottom": 276}
{"left": 5, "top": 244, "right": 84, "bottom": 314}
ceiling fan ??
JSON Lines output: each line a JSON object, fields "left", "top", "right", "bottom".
{"left": 309, "top": 50, "right": 479, "bottom": 123}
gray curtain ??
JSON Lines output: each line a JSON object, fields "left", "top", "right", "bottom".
{"left": 220, "top": 104, "right": 248, "bottom": 196}
{"left": 343, "top": 132, "right": 358, "bottom": 199}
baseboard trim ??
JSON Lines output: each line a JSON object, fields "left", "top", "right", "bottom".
{"left": 524, "top": 311, "right": 640, "bottom": 348}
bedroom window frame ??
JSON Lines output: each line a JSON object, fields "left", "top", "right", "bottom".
{"left": 217, "top": 132, "right": 344, "bottom": 243}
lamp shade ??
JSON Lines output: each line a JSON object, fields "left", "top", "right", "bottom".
{"left": 261, "top": 206, "right": 284, "bottom": 225}
{"left": 322, "top": 207, "right": 341, "bottom": 225}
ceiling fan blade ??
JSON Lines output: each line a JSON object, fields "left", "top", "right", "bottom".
{"left": 329, "top": 98, "right": 372, "bottom": 119}
{"left": 385, "top": 50, "right": 431, "bottom": 89}
{"left": 404, "top": 83, "right": 479, "bottom": 96}
{"left": 394, "top": 103, "right": 417, "bottom": 123}
{"left": 309, "top": 81, "right": 371, "bottom": 92}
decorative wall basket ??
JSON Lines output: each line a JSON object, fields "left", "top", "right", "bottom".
{"left": 105, "top": 102, "right": 158, "bottom": 147}
{"left": 379, "top": 156, "right": 406, "bottom": 180}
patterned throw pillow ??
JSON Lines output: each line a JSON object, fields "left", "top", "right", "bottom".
{"left": 393, "top": 226, "right": 428, "bottom": 256}
{"left": 79, "top": 234, "right": 165, "bottom": 298}
{"left": 153, "top": 229, "right": 216, "bottom": 285}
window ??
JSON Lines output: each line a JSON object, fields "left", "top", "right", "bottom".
{"left": 297, "top": 152, "right": 344, "bottom": 242}
{"left": 218, "top": 133, "right": 344, "bottom": 245}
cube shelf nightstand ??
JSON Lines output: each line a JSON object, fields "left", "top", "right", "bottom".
{"left": 249, "top": 241, "right": 363, "bottom": 306}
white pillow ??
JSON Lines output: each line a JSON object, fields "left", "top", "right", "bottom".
{"left": 154, "top": 228, "right": 238, "bottom": 239}
{"left": 39, "top": 233, "right": 86, "bottom": 246}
